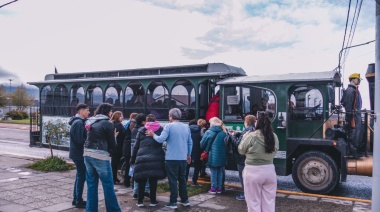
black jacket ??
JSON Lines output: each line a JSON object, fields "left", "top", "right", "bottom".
{"left": 131, "top": 123, "right": 144, "bottom": 153}
{"left": 112, "top": 121, "right": 125, "bottom": 155}
{"left": 231, "top": 126, "right": 255, "bottom": 165}
{"left": 189, "top": 124, "right": 202, "bottom": 161}
{"left": 84, "top": 118, "right": 115, "bottom": 154}
{"left": 69, "top": 116, "right": 87, "bottom": 161}
{"left": 123, "top": 127, "right": 132, "bottom": 157}
{"left": 131, "top": 126, "right": 166, "bottom": 180}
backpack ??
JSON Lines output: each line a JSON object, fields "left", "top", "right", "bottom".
{"left": 224, "top": 133, "right": 233, "bottom": 156}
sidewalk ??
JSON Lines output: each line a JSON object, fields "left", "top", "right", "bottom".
{"left": 0, "top": 154, "right": 372, "bottom": 212}
{"left": 0, "top": 123, "right": 29, "bottom": 130}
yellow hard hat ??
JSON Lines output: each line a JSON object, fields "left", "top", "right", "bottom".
{"left": 349, "top": 73, "right": 363, "bottom": 80}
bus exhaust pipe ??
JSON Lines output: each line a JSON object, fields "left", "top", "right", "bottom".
{"left": 347, "top": 156, "right": 373, "bottom": 176}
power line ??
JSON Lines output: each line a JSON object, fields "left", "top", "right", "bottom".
{"left": 0, "top": 0, "right": 18, "bottom": 8}
{"left": 342, "top": 0, "right": 360, "bottom": 65}
{"left": 338, "top": 0, "right": 352, "bottom": 75}
{"left": 341, "top": 0, "right": 364, "bottom": 73}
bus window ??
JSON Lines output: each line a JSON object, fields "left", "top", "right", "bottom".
{"left": 105, "top": 82, "right": 123, "bottom": 110}
{"left": 171, "top": 79, "right": 196, "bottom": 120}
{"left": 223, "top": 86, "right": 276, "bottom": 121}
{"left": 223, "top": 86, "right": 242, "bottom": 120}
{"left": 70, "top": 85, "right": 84, "bottom": 116}
{"left": 86, "top": 83, "right": 103, "bottom": 114}
{"left": 147, "top": 81, "right": 169, "bottom": 120}
{"left": 124, "top": 82, "right": 145, "bottom": 118}
{"left": 290, "top": 86, "right": 323, "bottom": 121}
{"left": 54, "top": 84, "right": 69, "bottom": 116}
{"left": 41, "top": 85, "right": 53, "bottom": 115}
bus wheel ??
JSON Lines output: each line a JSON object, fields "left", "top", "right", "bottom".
{"left": 292, "top": 151, "right": 339, "bottom": 194}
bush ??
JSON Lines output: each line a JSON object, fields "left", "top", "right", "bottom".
{"left": 6, "top": 110, "right": 29, "bottom": 120}
{"left": 27, "top": 156, "right": 74, "bottom": 171}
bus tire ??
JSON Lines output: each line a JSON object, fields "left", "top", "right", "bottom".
{"left": 292, "top": 151, "right": 339, "bottom": 194}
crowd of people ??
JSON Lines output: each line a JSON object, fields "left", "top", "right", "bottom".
{"left": 69, "top": 102, "right": 279, "bottom": 212}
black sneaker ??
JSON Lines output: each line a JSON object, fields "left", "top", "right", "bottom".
{"left": 133, "top": 194, "right": 138, "bottom": 200}
{"left": 136, "top": 202, "right": 144, "bottom": 207}
{"left": 149, "top": 201, "right": 159, "bottom": 207}
{"left": 75, "top": 201, "right": 86, "bottom": 208}
{"left": 144, "top": 192, "right": 150, "bottom": 198}
{"left": 72, "top": 200, "right": 75, "bottom": 206}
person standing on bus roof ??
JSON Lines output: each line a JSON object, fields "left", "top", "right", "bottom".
{"left": 341, "top": 73, "right": 364, "bottom": 158}
{"left": 146, "top": 108, "right": 193, "bottom": 209}
{"left": 69, "top": 103, "right": 90, "bottom": 208}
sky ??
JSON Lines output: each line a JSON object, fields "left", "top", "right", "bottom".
{"left": 0, "top": 0, "right": 376, "bottom": 108}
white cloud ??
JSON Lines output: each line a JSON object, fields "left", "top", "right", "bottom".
{"left": 0, "top": 0, "right": 376, "bottom": 108}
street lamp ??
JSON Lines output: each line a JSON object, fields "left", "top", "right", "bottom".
{"left": 6, "top": 97, "right": 10, "bottom": 112}
{"left": 8, "top": 79, "right": 12, "bottom": 111}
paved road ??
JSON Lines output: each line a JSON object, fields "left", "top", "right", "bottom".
{"left": 0, "top": 127, "right": 69, "bottom": 160}
{"left": 0, "top": 125, "right": 372, "bottom": 200}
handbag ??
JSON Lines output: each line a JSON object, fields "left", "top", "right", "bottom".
{"left": 200, "top": 132, "right": 219, "bottom": 161}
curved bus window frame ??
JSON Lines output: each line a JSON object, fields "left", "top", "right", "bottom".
{"left": 222, "top": 85, "right": 277, "bottom": 122}
{"left": 288, "top": 85, "right": 324, "bottom": 121}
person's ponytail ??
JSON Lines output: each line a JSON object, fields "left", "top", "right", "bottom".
{"left": 256, "top": 113, "right": 275, "bottom": 153}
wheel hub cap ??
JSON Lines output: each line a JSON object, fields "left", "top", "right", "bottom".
{"left": 302, "top": 160, "right": 328, "bottom": 184}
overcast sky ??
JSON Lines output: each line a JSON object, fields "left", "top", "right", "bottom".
{"left": 0, "top": 0, "right": 376, "bottom": 108}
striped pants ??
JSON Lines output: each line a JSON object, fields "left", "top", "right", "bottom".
{"left": 243, "top": 164, "right": 277, "bottom": 212}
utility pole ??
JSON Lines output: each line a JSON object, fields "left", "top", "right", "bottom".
{"left": 372, "top": 2, "right": 380, "bottom": 211}
{"left": 8, "top": 79, "right": 12, "bottom": 112}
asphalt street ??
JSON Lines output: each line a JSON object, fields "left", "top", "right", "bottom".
{"left": 0, "top": 125, "right": 372, "bottom": 200}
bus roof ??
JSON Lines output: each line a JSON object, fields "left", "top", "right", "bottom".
{"left": 28, "top": 63, "right": 245, "bottom": 85}
{"left": 218, "top": 71, "right": 341, "bottom": 85}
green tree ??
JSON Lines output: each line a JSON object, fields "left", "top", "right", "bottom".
{"left": 11, "top": 84, "right": 34, "bottom": 110}
{"left": 0, "top": 85, "right": 7, "bottom": 108}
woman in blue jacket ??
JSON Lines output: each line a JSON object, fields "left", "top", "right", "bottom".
{"left": 200, "top": 117, "right": 227, "bottom": 194}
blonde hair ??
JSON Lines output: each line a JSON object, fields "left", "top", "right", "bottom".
{"left": 209, "top": 117, "right": 223, "bottom": 127}
{"left": 197, "top": 119, "right": 206, "bottom": 127}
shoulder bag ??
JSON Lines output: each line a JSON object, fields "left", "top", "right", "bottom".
{"left": 200, "top": 132, "right": 219, "bottom": 161}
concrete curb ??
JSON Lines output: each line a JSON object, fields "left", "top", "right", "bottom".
{"left": 197, "top": 179, "right": 372, "bottom": 204}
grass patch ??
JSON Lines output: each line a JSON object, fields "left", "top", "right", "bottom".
{"left": 27, "top": 156, "right": 74, "bottom": 172}
{"left": 157, "top": 182, "right": 209, "bottom": 196}
{"left": 0, "top": 119, "right": 31, "bottom": 125}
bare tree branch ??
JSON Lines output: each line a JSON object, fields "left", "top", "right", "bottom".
{"left": 0, "top": 0, "right": 18, "bottom": 9}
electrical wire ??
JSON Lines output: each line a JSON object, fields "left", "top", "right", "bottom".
{"left": 0, "top": 0, "right": 18, "bottom": 8}
{"left": 338, "top": 0, "right": 352, "bottom": 75}
{"left": 342, "top": 0, "right": 363, "bottom": 68}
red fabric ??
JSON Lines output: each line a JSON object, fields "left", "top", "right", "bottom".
{"left": 206, "top": 94, "right": 220, "bottom": 121}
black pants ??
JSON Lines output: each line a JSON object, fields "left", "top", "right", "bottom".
{"left": 123, "top": 156, "right": 131, "bottom": 186}
{"left": 111, "top": 151, "right": 122, "bottom": 182}
{"left": 137, "top": 177, "right": 158, "bottom": 202}
{"left": 186, "top": 160, "right": 202, "bottom": 183}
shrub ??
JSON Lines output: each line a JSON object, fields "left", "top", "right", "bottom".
{"left": 5, "top": 110, "right": 29, "bottom": 120}
{"left": 27, "top": 156, "right": 74, "bottom": 171}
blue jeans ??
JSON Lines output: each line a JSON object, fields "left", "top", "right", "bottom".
{"left": 237, "top": 163, "right": 245, "bottom": 189}
{"left": 84, "top": 156, "right": 121, "bottom": 212}
{"left": 73, "top": 159, "right": 86, "bottom": 204}
{"left": 210, "top": 167, "right": 223, "bottom": 189}
{"left": 133, "top": 180, "right": 150, "bottom": 194}
{"left": 166, "top": 160, "right": 188, "bottom": 203}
